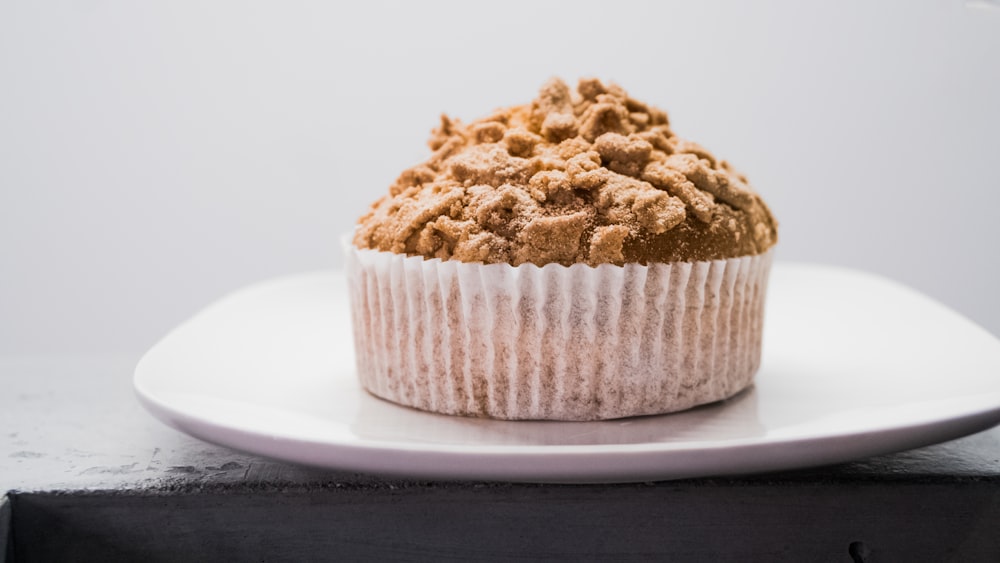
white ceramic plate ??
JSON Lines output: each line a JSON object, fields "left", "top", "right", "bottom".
{"left": 134, "top": 264, "right": 1000, "bottom": 483}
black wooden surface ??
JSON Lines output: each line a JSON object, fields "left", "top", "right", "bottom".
{"left": 1, "top": 496, "right": 10, "bottom": 563}
{"left": 7, "top": 482, "right": 1000, "bottom": 562}
{"left": 3, "top": 357, "right": 1000, "bottom": 562}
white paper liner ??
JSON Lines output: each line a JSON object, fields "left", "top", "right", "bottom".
{"left": 345, "top": 244, "right": 773, "bottom": 421}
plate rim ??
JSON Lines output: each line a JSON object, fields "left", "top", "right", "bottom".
{"left": 133, "top": 378, "right": 1000, "bottom": 482}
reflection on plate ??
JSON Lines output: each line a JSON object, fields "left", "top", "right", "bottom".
{"left": 134, "top": 265, "right": 1000, "bottom": 483}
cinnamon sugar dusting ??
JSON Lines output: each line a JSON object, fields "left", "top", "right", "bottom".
{"left": 354, "top": 78, "right": 777, "bottom": 266}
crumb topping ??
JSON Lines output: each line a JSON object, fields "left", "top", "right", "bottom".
{"left": 354, "top": 78, "right": 777, "bottom": 266}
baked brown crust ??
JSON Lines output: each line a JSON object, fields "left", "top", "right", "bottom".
{"left": 354, "top": 78, "right": 777, "bottom": 266}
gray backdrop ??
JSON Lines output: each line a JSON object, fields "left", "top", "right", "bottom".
{"left": 2, "top": 0, "right": 998, "bottom": 357}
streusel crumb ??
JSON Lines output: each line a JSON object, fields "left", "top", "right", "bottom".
{"left": 354, "top": 78, "right": 777, "bottom": 266}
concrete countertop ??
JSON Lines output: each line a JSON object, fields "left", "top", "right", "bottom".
{"left": 3, "top": 356, "right": 999, "bottom": 561}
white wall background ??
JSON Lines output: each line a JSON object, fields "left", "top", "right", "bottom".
{"left": 2, "top": 0, "right": 998, "bottom": 357}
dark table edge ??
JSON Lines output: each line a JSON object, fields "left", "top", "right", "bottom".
{"left": 3, "top": 479, "right": 1000, "bottom": 561}
{"left": 2, "top": 468, "right": 999, "bottom": 498}
{"left": 1, "top": 493, "right": 11, "bottom": 563}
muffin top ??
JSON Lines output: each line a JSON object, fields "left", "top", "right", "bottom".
{"left": 353, "top": 78, "right": 777, "bottom": 266}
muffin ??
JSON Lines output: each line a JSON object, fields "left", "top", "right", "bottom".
{"left": 346, "top": 78, "right": 777, "bottom": 421}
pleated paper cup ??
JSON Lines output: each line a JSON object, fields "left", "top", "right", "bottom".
{"left": 345, "top": 243, "right": 773, "bottom": 421}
